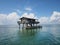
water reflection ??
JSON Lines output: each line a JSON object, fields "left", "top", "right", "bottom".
{"left": 18, "top": 28, "right": 41, "bottom": 37}
{"left": 0, "top": 25, "right": 60, "bottom": 45}
{"left": 16, "top": 28, "right": 41, "bottom": 45}
{"left": 17, "top": 27, "right": 60, "bottom": 45}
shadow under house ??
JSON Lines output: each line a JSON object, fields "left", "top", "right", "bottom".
{"left": 17, "top": 17, "right": 42, "bottom": 29}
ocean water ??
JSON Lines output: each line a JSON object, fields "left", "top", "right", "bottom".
{"left": 0, "top": 25, "right": 60, "bottom": 45}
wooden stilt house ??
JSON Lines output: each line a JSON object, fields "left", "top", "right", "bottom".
{"left": 17, "top": 17, "right": 41, "bottom": 29}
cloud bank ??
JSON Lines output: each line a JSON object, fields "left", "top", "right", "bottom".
{"left": 39, "top": 11, "right": 60, "bottom": 24}
{"left": 0, "top": 14, "right": 7, "bottom": 25}
{"left": 0, "top": 12, "right": 20, "bottom": 25}
{"left": 0, "top": 11, "right": 60, "bottom": 25}
{"left": 21, "top": 12, "right": 37, "bottom": 19}
{"left": 50, "top": 11, "right": 60, "bottom": 24}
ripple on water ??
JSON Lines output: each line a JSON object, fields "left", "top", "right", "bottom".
{"left": 0, "top": 25, "right": 60, "bottom": 45}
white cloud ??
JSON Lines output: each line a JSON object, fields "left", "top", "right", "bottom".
{"left": 50, "top": 11, "right": 60, "bottom": 23}
{"left": 7, "top": 12, "right": 20, "bottom": 25}
{"left": 0, "top": 14, "right": 7, "bottom": 25}
{"left": 39, "top": 17, "right": 49, "bottom": 24}
{"left": 0, "top": 12, "right": 20, "bottom": 25}
{"left": 25, "top": 7, "right": 32, "bottom": 11}
{"left": 0, "top": 11, "right": 60, "bottom": 25}
{"left": 39, "top": 11, "right": 60, "bottom": 24}
{"left": 21, "top": 12, "right": 37, "bottom": 19}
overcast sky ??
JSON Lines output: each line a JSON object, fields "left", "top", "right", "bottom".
{"left": 0, "top": 0, "right": 60, "bottom": 25}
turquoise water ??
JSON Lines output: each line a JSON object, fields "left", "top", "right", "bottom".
{"left": 0, "top": 25, "right": 60, "bottom": 45}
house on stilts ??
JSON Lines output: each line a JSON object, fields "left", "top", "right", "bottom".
{"left": 17, "top": 17, "right": 42, "bottom": 29}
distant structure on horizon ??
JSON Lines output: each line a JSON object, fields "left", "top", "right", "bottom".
{"left": 17, "top": 17, "right": 42, "bottom": 29}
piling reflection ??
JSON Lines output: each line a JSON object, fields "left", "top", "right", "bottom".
{"left": 18, "top": 28, "right": 41, "bottom": 37}
{"left": 0, "top": 25, "right": 60, "bottom": 45}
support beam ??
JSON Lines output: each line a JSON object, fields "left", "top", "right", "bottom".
{"left": 19, "top": 24, "right": 20, "bottom": 29}
{"left": 23, "top": 23, "right": 24, "bottom": 29}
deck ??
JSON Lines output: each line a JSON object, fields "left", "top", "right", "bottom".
{"left": 26, "top": 26, "right": 42, "bottom": 29}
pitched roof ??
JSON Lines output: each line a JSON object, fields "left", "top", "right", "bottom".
{"left": 20, "top": 17, "right": 36, "bottom": 20}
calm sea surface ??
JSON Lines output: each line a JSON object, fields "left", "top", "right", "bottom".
{"left": 0, "top": 25, "right": 60, "bottom": 45}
